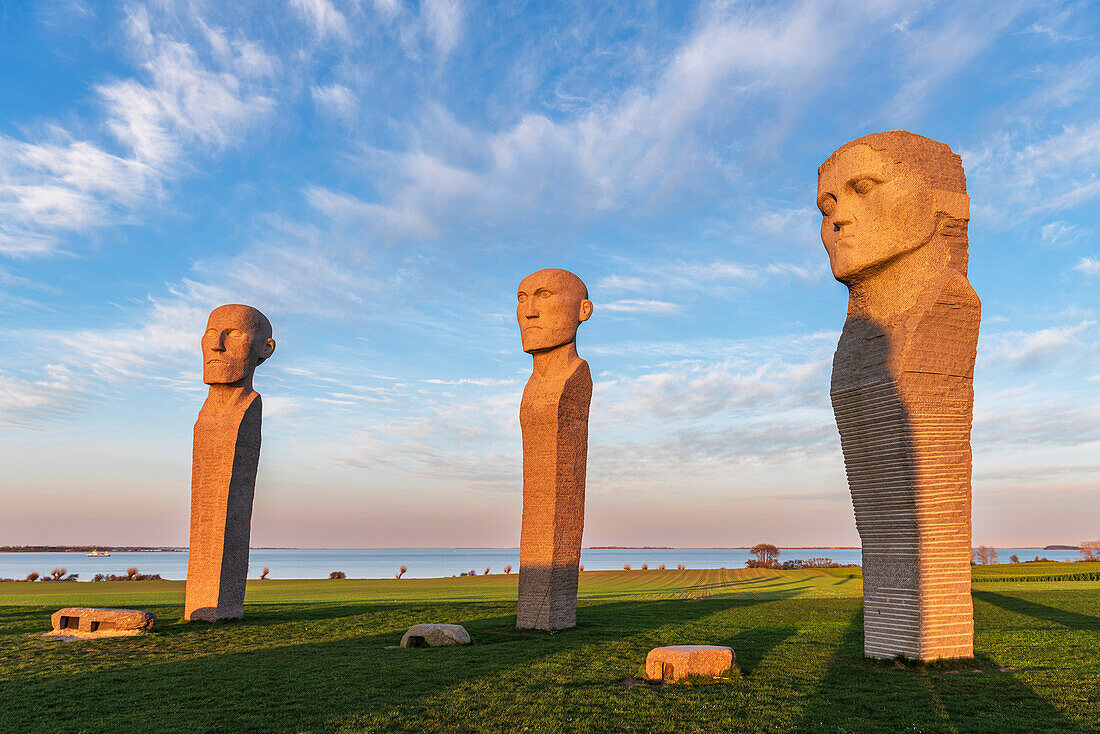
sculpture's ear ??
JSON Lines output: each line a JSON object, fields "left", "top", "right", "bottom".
{"left": 578, "top": 299, "right": 593, "bottom": 323}
{"left": 257, "top": 338, "right": 276, "bottom": 365}
{"left": 933, "top": 190, "right": 969, "bottom": 221}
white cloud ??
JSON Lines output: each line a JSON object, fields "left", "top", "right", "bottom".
{"left": 100, "top": 7, "right": 276, "bottom": 166}
{"left": 0, "top": 132, "right": 159, "bottom": 253}
{"left": 372, "top": 0, "right": 401, "bottom": 21}
{"left": 1041, "top": 220, "right": 1087, "bottom": 247}
{"left": 288, "top": 0, "right": 350, "bottom": 41}
{"left": 1072, "top": 256, "right": 1100, "bottom": 276}
{"left": 602, "top": 299, "right": 681, "bottom": 315}
{"left": 0, "top": 283, "right": 215, "bottom": 427}
{"left": 420, "top": 0, "right": 464, "bottom": 57}
{"left": 883, "top": 5, "right": 1027, "bottom": 123}
{"left": 965, "top": 120, "right": 1100, "bottom": 221}
{"left": 321, "top": 1, "right": 910, "bottom": 241}
{"left": 593, "top": 258, "right": 823, "bottom": 301}
{"left": 982, "top": 320, "right": 1095, "bottom": 369}
{"left": 597, "top": 357, "right": 830, "bottom": 424}
{"left": 312, "top": 83, "right": 358, "bottom": 121}
{"left": 0, "top": 3, "right": 276, "bottom": 256}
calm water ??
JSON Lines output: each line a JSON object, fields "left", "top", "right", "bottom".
{"left": 0, "top": 547, "right": 1083, "bottom": 581}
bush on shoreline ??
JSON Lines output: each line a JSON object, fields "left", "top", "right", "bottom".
{"left": 92, "top": 572, "right": 162, "bottom": 581}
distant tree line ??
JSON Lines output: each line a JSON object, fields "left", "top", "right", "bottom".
{"left": 744, "top": 544, "right": 855, "bottom": 570}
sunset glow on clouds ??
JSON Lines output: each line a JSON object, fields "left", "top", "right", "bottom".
{"left": 1, "top": 0, "right": 1098, "bottom": 547}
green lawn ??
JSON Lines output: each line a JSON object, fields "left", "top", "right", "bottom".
{"left": 1, "top": 565, "right": 1097, "bottom": 733}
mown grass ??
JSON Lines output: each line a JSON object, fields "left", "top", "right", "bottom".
{"left": 0, "top": 566, "right": 1097, "bottom": 733}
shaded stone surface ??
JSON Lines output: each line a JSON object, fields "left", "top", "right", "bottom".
{"left": 515, "top": 269, "right": 594, "bottom": 632}
{"left": 185, "top": 304, "right": 275, "bottom": 622}
{"left": 818, "top": 131, "right": 979, "bottom": 660}
{"left": 400, "top": 624, "right": 471, "bottom": 647}
{"left": 46, "top": 607, "right": 155, "bottom": 639}
{"left": 645, "top": 645, "right": 735, "bottom": 682}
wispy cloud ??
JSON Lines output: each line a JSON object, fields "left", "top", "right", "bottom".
{"left": 883, "top": 4, "right": 1028, "bottom": 123}
{"left": 1041, "top": 220, "right": 1088, "bottom": 246}
{"left": 420, "top": 0, "right": 464, "bottom": 58}
{"left": 1072, "top": 256, "right": 1100, "bottom": 275}
{"left": 595, "top": 258, "right": 823, "bottom": 300}
{"left": 0, "top": 3, "right": 276, "bottom": 256}
{"left": 602, "top": 299, "right": 681, "bottom": 315}
{"left": 965, "top": 120, "right": 1100, "bottom": 222}
{"left": 982, "top": 320, "right": 1095, "bottom": 369}
{"left": 312, "top": 83, "right": 358, "bottom": 121}
{"left": 313, "top": 0, "right": 915, "bottom": 241}
{"left": 288, "top": 0, "right": 350, "bottom": 42}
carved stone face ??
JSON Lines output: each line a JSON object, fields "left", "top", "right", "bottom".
{"left": 201, "top": 304, "right": 275, "bottom": 386}
{"left": 817, "top": 144, "right": 938, "bottom": 284}
{"left": 516, "top": 269, "right": 593, "bottom": 354}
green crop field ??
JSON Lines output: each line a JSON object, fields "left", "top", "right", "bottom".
{"left": 1, "top": 565, "right": 1097, "bottom": 733}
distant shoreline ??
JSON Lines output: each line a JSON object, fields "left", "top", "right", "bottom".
{"left": 1, "top": 545, "right": 1079, "bottom": 552}
{"left": 0, "top": 547, "right": 184, "bottom": 553}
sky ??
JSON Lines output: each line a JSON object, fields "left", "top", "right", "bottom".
{"left": 1, "top": 0, "right": 1098, "bottom": 549}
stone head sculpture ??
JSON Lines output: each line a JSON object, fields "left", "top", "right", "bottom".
{"left": 514, "top": 268, "right": 594, "bottom": 631}
{"left": 516, "top": 268, "right": 593, "bottom": 355}
{"left": 202, "top": 304, "right": 275, "bottom": 390}
{"left": 186, "top": 303, "right": 274, "bottom": 623}
{"left": 817, "top": 131, "right": 979, "bottom": 661}
{"left": 817, "top": 130, "right": 970, "bottom": 288}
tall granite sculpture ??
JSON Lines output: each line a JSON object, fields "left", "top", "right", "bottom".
{"left": 184, "top": 304, "right": 275, "bottom": 622}
{"left": 515, "top": 269, "right": 594, "bottom": 631}
{"left": 817, "top": 131, "right": 979, "bottom": 660}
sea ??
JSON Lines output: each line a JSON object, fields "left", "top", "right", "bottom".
{"left": 0, "top": 547, "right": 1084, "bottom": 581}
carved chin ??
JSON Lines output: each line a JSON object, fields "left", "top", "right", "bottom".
{"left": 203, "top": 364, "right": 248, "bottom": 384}
{"left": 522, "top": 332, "right": 575, "bottom": 353}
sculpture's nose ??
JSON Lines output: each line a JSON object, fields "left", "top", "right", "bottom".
{"left": 524, "top": 299, "right": 539, "bottom": 319}
{"left": 832, "top": 196, "right": 854, "bottom": 232}
{"left": 210, "top": 331, "right": 227, "bottom": 350}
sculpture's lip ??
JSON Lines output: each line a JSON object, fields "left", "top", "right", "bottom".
{"left": 205, "top": 359, "right": 228, "bottom": 364}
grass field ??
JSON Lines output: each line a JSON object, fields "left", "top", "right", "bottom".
{"left": 1, "top": 564, "right": 1097, "bottom": 733}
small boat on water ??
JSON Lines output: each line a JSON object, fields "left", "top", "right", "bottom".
{"left": 86, "top": 549, "right": 111, "bottom": 557}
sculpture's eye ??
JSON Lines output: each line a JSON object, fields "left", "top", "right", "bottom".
{"left": 517, "top": 293, "right": 528, "bottom": 303}
{"left": 852, "top": 178, "right": 878, "bottom": 195}
{"left": 818, "top": 193, "right": 836, "bottom": 217}
{"left": 227, "top": 329, "right": 243, "bottom": 338}
{"left": 539, "top": 290, "right": 552, "bottom": 299}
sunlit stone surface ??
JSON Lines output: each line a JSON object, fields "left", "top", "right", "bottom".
{"left": 515, "top": 269, "right": 594, "bottom": 631}
{"left": 400, "top": 623, "right": 471, "bottom": 647}
{"left": 818, "top": 131, "right": 980, "bottom": 660}
{"left": 46, "top": 607, "right": 156, "bottom": 639}
{"left": 645, "top": 645, "right": 735, "bottom": 682}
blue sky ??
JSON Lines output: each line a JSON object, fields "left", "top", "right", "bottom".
{"left": 1, "top": 0, "right": 1098, "bottom": 548}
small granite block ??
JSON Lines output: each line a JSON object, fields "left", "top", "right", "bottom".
{"left": 645, "top": 645, "right": 734, "bottom": 682}
{"left": 47, "top": 607, "right": 156, "bottom": 639}
{"left": 400, "top": 623, "right": 471, "bottom": 648}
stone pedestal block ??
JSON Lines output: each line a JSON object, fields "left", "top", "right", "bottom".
{"left": 645, "top": 645, "right": 735, "bottom": 682}
{"left": 517, "top": 360, "right": 592, "bottom": 631}
{"left": 46, "top": 607, "right": 155, "bottom": 639}
{"left": 185, "top": 395, "right": 262, "bottom": 622}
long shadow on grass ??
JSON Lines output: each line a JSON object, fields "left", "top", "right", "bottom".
{"left": 790, "top": 611, "right": 1086, "bottom": 733}
{"left": 972, "top": 590, "right": 1099, "bottom": 631}
{"left": 720, "top": 626, "right": 798, "bottom": 677}
{"left": 0, "top": 595, "right": 781, "bottom": 734}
